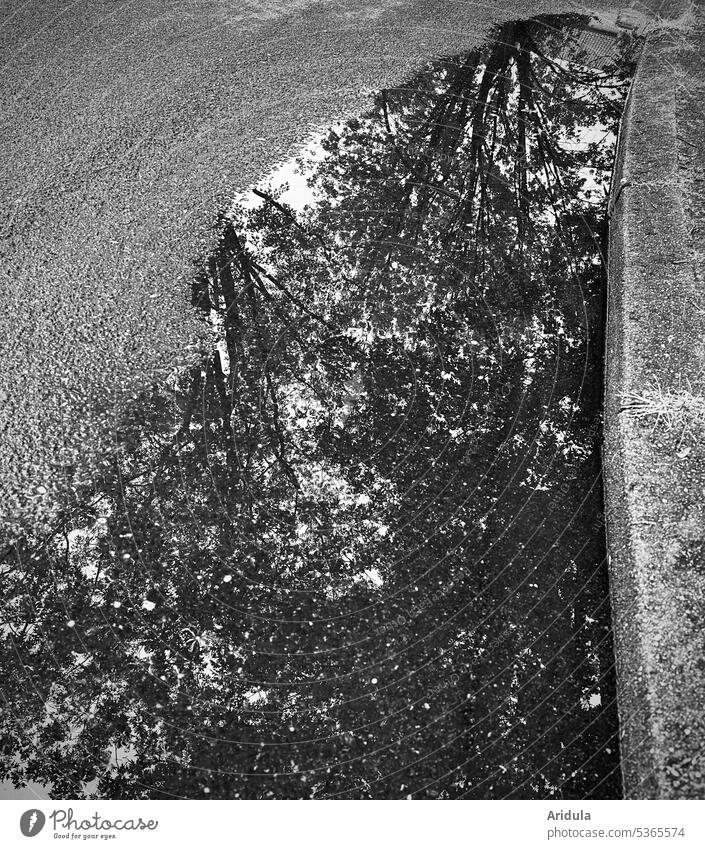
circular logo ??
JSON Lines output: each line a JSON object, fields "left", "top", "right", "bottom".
{"left": 20, "top": 810, "right": 46, "bottom": 838}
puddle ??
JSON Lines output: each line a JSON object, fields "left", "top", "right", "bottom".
{"left": 1, "top": 14, "right": 640, "bottom": 799}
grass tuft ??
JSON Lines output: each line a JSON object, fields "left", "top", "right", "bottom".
{"left": 620, "top": 377, "right": 705, "bottom": 445}
{"left": 644, "top": 2, "right": 697, "bottom": 38}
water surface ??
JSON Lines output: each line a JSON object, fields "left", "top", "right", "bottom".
{"left": 0, "top": 14, "right": 639, "bottom": 799}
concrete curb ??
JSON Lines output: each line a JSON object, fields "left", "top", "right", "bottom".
{"left": 604, "top": 12, "right": 705, "bottom": 798}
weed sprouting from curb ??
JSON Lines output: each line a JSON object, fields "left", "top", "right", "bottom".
{"left": 644, "top": 2, "right": 697, "bottom": 38}
{"left": 620, "top": 377, "right": 705, "bottom": 446}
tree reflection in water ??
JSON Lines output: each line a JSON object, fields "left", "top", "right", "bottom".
{"left": 0, "top": 15, "right": 639, "bottom": 799}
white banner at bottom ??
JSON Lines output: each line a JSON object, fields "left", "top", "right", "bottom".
{"left": 1, "top": 799, "right": 704, "bottom": 849}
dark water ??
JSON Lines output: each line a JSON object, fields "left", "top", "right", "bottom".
{"left": 0, "top": 15, "right": 639, "bottom": 799}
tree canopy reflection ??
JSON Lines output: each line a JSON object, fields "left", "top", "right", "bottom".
{"left": 0, "top": 15, "right": 638, "bottom": 799}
